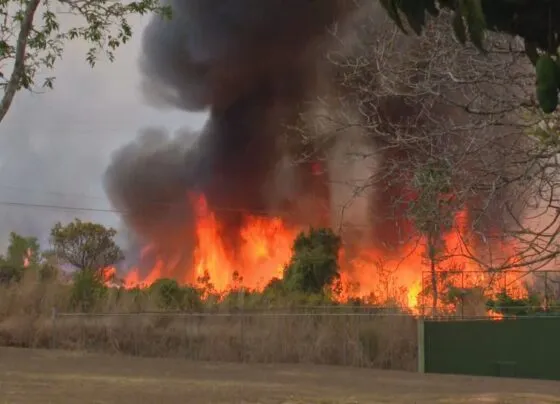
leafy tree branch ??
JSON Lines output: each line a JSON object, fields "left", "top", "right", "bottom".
{"left": 0, "top": 0, "right": 171, "bottom": 124}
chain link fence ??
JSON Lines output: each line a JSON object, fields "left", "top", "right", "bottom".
{"left": 419, "top": 270, "right": 560, "bottom": 317}
{"left": 49, "top": 309, "right": 418, "bottom": 370}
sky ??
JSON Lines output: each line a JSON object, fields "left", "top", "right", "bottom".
{"left": 0, "top": 16, "right": 207, "bottom": 250}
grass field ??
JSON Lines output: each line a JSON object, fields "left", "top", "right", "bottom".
{"left": 0, "top": 348, "right": 558, "bottom": 403}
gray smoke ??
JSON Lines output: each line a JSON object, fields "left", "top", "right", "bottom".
{"left": 104, "top": 0, "right": 362, "bottom": 278}
{"left": 104, "top": 0, "right": 534, "bottom": 279}
{"left": 139, "top": 0, "right": 351, "bottom": 111}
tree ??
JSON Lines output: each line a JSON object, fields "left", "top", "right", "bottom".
{"left": 70, "top": 268, "right": 108, "bottom": 311}
{"left": 487, "top": 290, "right": 542, "bottom": 317}
{"left": 0, "top": 232, "right": 41, "bottom": 284}
{"left": 50, "top": 219, "right": 124, "bottom": 271}
{"left": 408, "top": 161, "right": 456, "bottom": 311}
{"left": 0, "top": 0, "right": 171, "bottom": 124}
{"left": 295, "top": 3, "right": 547, "bottom": 310}
{"left": 381, "top": 0, "right": 560, "bottom": 112}
{"left": 283, "top": 228, "right": 342, "bottom": 295}
{"left": 148, "top": 278, "right": 202, "bottom": 311}
{"left": 4, "top": 231, "right": 40, "bottom": 268}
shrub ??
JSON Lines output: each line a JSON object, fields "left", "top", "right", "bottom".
{"left": 283, "top": 228, "right": 342, "bottom": 294}
{"left": 149, "top": 278, "right": 203, "bottom": 311}
{"left": 70, "top": 269, "right": 108, "bottom": 312}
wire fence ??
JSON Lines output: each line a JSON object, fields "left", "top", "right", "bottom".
{"left": 40, "top": 269, "right": 560, "bottom": 365}
{"left": 419, "top": 269, "right": 560, "bottom": 315}
{"left": 47, "top": 308, "right": 419, "bottom": 369}
{"left": 19, "top": 303, "right": 558, "bottom": 371}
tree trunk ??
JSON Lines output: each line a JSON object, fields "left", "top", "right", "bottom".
{"left": 0, "top": 0, "right": 41, "bottom": 124}
{"left": 428, "top": 233, "right": 439, "bottom": 315}
{"left": 430, "top": 256, "right": 438, "bottom": 314}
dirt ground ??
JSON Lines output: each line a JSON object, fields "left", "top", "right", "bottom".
{"left": 0, "top": 348, "right": 558, "bottom": 403}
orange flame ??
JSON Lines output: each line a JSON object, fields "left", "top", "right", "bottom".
{"left": 22, "top": 248, "right": 32, "bottom": 268}
{"left": 191, "top": 194, "right": 298, "bottom": 291}
{"left": 105, "top": 193, "right": 529, "bottom": 317}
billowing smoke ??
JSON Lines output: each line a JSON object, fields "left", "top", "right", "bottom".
{"left": 104, "top": 0, "right": 361, "bottom": 277}
{"left": 104, "top": 0, "right": 533, "bottom": 279}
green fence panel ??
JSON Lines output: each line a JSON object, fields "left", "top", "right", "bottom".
{"left": 424, "top": 317, "right": 560, "bottom": 380}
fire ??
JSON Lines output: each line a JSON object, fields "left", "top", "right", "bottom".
{"left": 191, "top": 194, "right": 297, "bottom": 290}
{"left": 119, "top": 194, "right": 299, "bottom": 291}
{"left": 22, "top": 248, "right": 32, "bottom": 268}
{"left": 107, "top": 193, "right": 530, "bottom": 316}
{"left": 188, "top": 196, "right": 297, "bottom": 290}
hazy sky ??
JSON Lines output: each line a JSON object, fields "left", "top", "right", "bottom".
{"left": 0, "top": 16, "right": 206, "bottom": 249}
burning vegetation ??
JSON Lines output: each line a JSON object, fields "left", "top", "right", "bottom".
{"left": 102, "top": 196, "right": 532, "bottom": 317}
{"left": 95, "top": 0, "right": 560, "bottom": 317}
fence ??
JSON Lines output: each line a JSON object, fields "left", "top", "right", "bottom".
{"left": 6, "top": 305, "right": 560, "bottom": 380}
{"left": 419, "top": 316, "right": 560, "bottom": 381}
{"left": 416, "top": 269, "right": 560, "bottom": 381}
{"left": 419, "top": 270, "right": 560, "bottom": 316}
{"left": 48, "top": 309, "right": 418, "bottom": 370}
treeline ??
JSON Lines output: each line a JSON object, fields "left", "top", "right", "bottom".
{"left": 0, "top": 221, "right": 356, "bottom": 312}
{"left": 0, "top": 218, "right": 554, "bottom": 317}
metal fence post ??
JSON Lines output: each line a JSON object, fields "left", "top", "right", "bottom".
{"left": 51, "top": 307, "right": 57, "bottom": 349}
{"left": 343, "top": 315, "right": 348, "bottom": 366}
{"left": 544, "top": 271, "right": 549, "bottom": 312}
{"left": 239, "top": 290, "right": 245, "bottom": 362}
{"left": 417, "top": 317, "right": 425, "bottom": 374}
{"left": 183, "top": 314, "right": 188, "bottom": 359}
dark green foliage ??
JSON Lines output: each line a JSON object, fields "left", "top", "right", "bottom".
{"left": 5, "top": 232, "right": 40, "bottom": 268}
{"left": 536, "top": 54, "right": 560, "bottom": 113}
{"left": 0, "top": 262, "right": 23, "bottom": 284}
{"left": 381, "top": 0, "right": 407, "bottom": 33}
{"left": 149, "top": 278, "right": 202, "bottom": 311}
{"left": 380, "top": 0, "right": 560, "bottom": 113}
{"left": 263, "top": 277, "right": 285, "bottom": 296}
{"left": 221, "top": 289, "right": 264, "bottom": 311}
{"left": 282, "top": 228, "right": 342, "bottom": 295}
{"left": 452, "top": 9, "right": 467, "bottom": 44}
{"left": 380, "top": 0, "right": 487, "bottom": 47}
{"left": 0, "top": 232, "right": 41, "bottom": 285}
{"left": 70, "top": 269, "right": 108, "bottom": 312}
{"left": 461, "top": 0, "right": 486, "bottom": 50}
{"left": 401, "top": 0, "right": 428, "bottom": 35}
{"left": 487, "top": 290, "right": 543, "bottom": 316}
{"left": 50, "top": 219, "right": 124, "bottom": 271}
{"left": 149, "top": 278, "right": 182, "bottom": 309}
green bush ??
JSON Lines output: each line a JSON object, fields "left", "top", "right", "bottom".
{"left": 148, "top": 278, "right": 203, "bottom": 311}
{"left": 487, "top": 290, "right": 543, "bottom": 317}
{"left": 0, "top": 263, "right": 23, "bottom": 285}
{"left": 282, "top": 228, "right": 342, "bottom": 295}
{"left": 70, "top": 269, "right": 108, "bottom": 312}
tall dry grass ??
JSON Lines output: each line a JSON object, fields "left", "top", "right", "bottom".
{"left": 0, "top": 271, "right": 418, "bottom": 371}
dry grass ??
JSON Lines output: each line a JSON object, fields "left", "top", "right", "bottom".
{"left": 0, "top": 273, "right": 418, "bottom": 371}
{"left": 1, "top": 347, "right": 559, "bottom": 404}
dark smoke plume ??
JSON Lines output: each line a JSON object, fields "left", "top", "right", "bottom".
{"left": 139, "top": 0, "right": 350, "bottom": 111}
{"left": 104, "top": 0, "right": 355, "bottom": 278}
{"left": 104, "top": 0, "right": 533, "bottom": 279}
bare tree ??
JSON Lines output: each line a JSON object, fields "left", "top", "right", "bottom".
{"left": 295, "top": 2, "right": 556, "bottom": 310}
